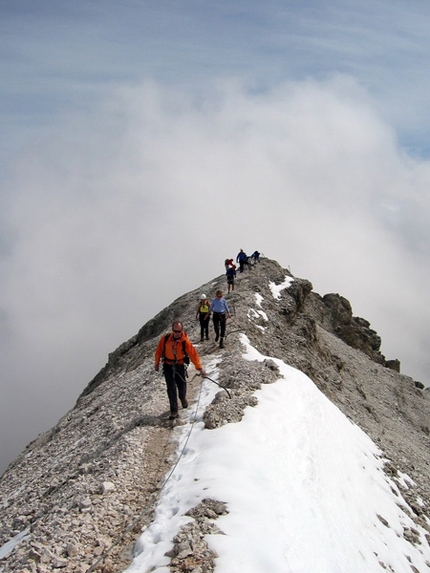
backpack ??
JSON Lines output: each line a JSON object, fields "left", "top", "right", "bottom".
{"left": 198, "top": 301, "right": 210, "bottom": 313}
{"left": 163, "top": 333, "right": 190, "bottom": 365}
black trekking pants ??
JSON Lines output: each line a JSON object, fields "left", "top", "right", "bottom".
{"left": 213, "top": 312, "right": 226, "bottom": 339}
{"left": 199, "top": 313, "right": 209, "bottom": 339}
{"left": 163, "top": 364, "right": 187, "bottom": 414}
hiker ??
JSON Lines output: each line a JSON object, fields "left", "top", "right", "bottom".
{"left": 251, "top": 250, "right": 260, "bottom": 263}
{"left": 226, "top": 265, "right": 236, "bottom": 293}
{"left": 209, "top": 290, "right": 231, "bottom": 348}
{"left": 196, "top": 294, "right": 210, "bottom": 341}
{"left": 236, "top": 249, "right": 248, "bottom": 273}
{"left": 224, "top": 258, "right": 235, "bottom": 271}
{"left": 154, "top": 321, "right": 206, "bottom": 419}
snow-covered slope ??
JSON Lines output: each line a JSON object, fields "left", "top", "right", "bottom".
{"left": 126, "top": 335, "right": 430, "bottom": 573}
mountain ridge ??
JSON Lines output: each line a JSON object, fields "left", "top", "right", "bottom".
{"left": 1, "top": 258, "right": 429, "bottom": 572}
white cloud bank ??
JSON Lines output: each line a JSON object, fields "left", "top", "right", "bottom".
{"left": 1, "top": 76, "right": 430, "bottom": 472}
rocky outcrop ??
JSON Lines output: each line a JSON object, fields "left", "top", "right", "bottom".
{"left": 321, "top": 293, "right": 385, "bottom": 365}
{"left": 281, "top": 278, "right": 313, "bottom": 323}
{"left": 167, "top": 499, "right": 228, "bottom": 573}
{"left": 1, "top": 257, "right": 429, "bottom": 573}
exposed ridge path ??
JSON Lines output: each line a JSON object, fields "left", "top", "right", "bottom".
{"left": 1, "top": 258, "right": 429, "bottom": 572}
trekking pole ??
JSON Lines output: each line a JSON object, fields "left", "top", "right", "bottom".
{"left": 225, "top": 328, "right": 243, "bottom": 338}
{"left": 198, "top": 373, "right": 232, "bottom": 399}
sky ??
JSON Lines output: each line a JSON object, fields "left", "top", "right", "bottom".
{"left": 2, "top": 0, "right": 430, "bottom": 474}
{"left": 124, "top": 336, "right": 429, "bottom": 573}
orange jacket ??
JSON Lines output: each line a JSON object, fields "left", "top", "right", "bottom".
{"left": 155, "top": 332, "right": 203, "bottom": 370}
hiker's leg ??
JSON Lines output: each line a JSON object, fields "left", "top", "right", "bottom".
{"left": 213, "top": 313, "right": 220, "bottom": 338}
{"left": 164, "top": 365, "right": 178, "bottom": 414}
{"left": 199, "top": 316, "right": 205, "bottom": 340}
{"left": 175, "top": 366, "right": 187, "bottom": 406}
{"left": 220, "top": 314, "right": 227, "bottom": 338}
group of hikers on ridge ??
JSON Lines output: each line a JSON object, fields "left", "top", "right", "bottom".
{"left": 225, "top": 249, "right": 261, "bottom": 292}
{"left": 154, "top": 250, "right": 260, "bottom": 420}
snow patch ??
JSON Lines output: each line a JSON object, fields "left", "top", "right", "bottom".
{"left": 269, "top": 275, "right": 293, "bottom": 299}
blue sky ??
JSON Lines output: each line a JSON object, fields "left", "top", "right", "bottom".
{"left": 1, "top": 0, "right": 430, "bottom": 473}
{"left": 2, "top": 0, "right": 430, "bottom": 157}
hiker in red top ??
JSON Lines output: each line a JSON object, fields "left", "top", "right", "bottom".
{"left": 155, "top": 321, "right": 206, "bottom": 419}
{"left": 224, "top": 258, "right": 236, "bottom": 271}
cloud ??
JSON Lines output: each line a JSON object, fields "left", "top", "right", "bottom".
{"left": 3, "top": 0, "right": 430, "bottom": 162}
{"left": 1, "top": 76, "right": 430, "bottom": 473}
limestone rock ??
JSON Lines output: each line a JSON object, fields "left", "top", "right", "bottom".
{"left": 0, "top": 257, "right": 429, "bottom": 573}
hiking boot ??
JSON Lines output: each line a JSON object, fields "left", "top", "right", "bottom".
{"left": 219, "top": 338, "right": 224, "bottom": 348}
{"left": 169, "top": 412, "right": 179, "bottom": 420}
{"left": 181, "top": 399, "right": 188, "bottom": 409}
{"left": 215, "top": 334, "right": 219, "bottom": 342}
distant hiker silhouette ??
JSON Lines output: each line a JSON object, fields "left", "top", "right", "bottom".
{"left": 226, "top": 265, "right": 236, "bottom": 293}
{"left": 236, "top": 249, "right": 248, "bottom": 273}
{"left": 225, "top": 258, "right": 236, "bottom": 271}
{"left": 247, "top": 255, "right": 255, "bottom": 270}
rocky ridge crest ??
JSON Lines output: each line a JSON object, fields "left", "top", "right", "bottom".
{"left": 1, "top": 258, "right": 429, "bottom": 572}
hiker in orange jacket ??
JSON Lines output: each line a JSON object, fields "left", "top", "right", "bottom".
{"left": 155, "top": 321, "right": 206, "bottom": 419}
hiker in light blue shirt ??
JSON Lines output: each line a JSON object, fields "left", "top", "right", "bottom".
{"left": 209, "top": 290, "right": 231, "bottom": 348}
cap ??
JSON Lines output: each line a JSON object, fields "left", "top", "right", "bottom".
{"left": 200, "top": 294, "right": 207, "bottom": 299}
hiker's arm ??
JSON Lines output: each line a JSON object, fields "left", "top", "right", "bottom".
{"left": 186, "top": 341, "right": 203, "bottom": 371}
{"left": 154, "top": 337, "right": 164, "bottom": 371}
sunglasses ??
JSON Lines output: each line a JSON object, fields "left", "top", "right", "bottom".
{"left": 173, "top": 329, "right": 182, "bottom": 333}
